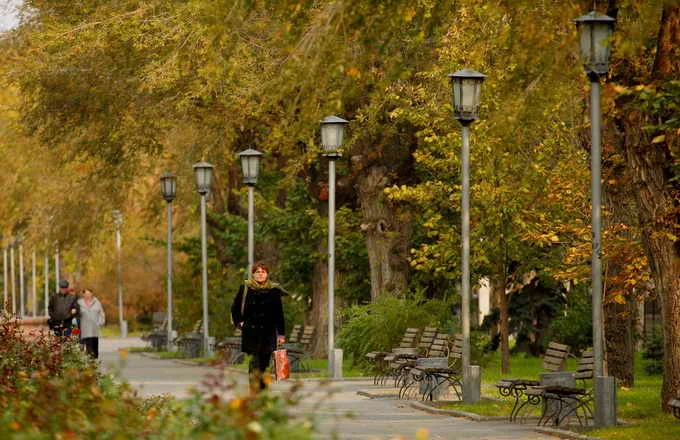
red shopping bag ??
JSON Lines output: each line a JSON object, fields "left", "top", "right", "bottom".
{"left": 274, "top": 349, "right": 290, "bottom": 380}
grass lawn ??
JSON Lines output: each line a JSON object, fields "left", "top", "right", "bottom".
{"left": 128, "top": 346, "right": 155, "bottom": 353}
{"left": 438, "top": 352, "right": 680, "bottom": 439}
{"left": 101, "top": 324, "right": 146, "bottom": 337}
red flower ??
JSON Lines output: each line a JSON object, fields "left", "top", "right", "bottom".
{"left": 72, "top": 328, "right": 81, "bottom": 336}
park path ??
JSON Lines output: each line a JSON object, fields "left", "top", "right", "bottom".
{"left": 99, "top": 337, "right": 556, "bottom": 440}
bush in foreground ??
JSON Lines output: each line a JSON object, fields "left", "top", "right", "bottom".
{"left": 0, "top": 316, "right": 314, "bottom": 439}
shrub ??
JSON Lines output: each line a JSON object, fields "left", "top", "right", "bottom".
{"left": 642, "top": 327, "right": 664, "bottom": 375}
{"left": 337, "top": 294, "right": 458, "bottom": 371}
{"left": 546, "top": 285, "right": 593, "bottom": 354}
{"left": 0, "top": 316, "right": 315, "bottom": 439}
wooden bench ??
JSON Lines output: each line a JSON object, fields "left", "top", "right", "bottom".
{"left": 668, "top": 399, "right": 680, "bottom": 419}
{"left": 522, "top": 349, "right": 595, "bottom": 427}
{"left": 286, "top": 325, "right": 315, "bottom": 372}
{"left": 174, "top": 320, "right": 203, "bottom": 358}
{"left": 287, "top": 324, "right": 303, "bottom": 344}
{"left": 496, "top": 341, "right": 570, "bottom": 422}
{"left": 668, "top": 398, "right": 680, "bottom": 419}
{"left": 141, "top": 312, "right": 168, "bottom": 350}
{"left": 366, "top": 327, "right": 422, "bottom": 385}
{"left": 393, "top": 331, "right": 449, "bottom": 397}
{"left": 401, "top": 334, "right": 464, "bottom": 400}
{"left": 215, "top": 328, "right": 243, "bottom": 364}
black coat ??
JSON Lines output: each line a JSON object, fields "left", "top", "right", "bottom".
{"left": 48, "top": 292, "right": 79, "bottom": 323}
{"left": 231, "top": 284, "right": 285, "bottom": 355}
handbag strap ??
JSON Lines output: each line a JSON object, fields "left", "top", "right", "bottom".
{"left": 240, "top": 281, "right": 249, "bottom": 315}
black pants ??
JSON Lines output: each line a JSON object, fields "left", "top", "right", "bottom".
{"left": 248, "top": 350, "right": 273, "bottom": 391}
{"left": 81, "top": 337, "right": 99, "bottom": 359}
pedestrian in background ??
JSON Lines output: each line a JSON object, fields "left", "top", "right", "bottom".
{"left": 48, "top": 280, "right": 79, "bottom": 337}
{"left": 77, "top": 288, "right": 105, "bottom": 358}
{"left": 231, "top": 263, "right": 286, "bottom": 394}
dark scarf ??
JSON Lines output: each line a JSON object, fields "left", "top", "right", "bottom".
{"left": 245, "top": 279, "right": 280, "bottom": 290}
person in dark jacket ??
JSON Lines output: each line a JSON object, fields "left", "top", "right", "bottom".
{"left": 48, "top": 280, "right": 80, "bottom": 337}
{"left": 231, "top": 263, "right": 286, "bottom": 393}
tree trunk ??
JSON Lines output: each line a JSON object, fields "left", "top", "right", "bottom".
{"left": 604, "top": 300, "right": 636, "bottom": 387}
{"left": 601, "top": 172, "right": 637, "bottom": 387}
{"left": 495, "top": 272, "right": 510, "bottom": 374}
{"left": 357, "top": 166, "right": 410, "bottom": 300}
{"left": 612, "top": 3, "right": 680, "bottom": 411}
{"left": 617, "top": 107, "right": 680, "bottom": 408}
{"left": 310, "top": 247, "right": 329, "bottom": 358}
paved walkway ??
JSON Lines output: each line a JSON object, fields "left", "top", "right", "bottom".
{"left": 99, "top": 338, "right": 556, "bottom": 440}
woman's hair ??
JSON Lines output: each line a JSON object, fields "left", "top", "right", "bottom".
{"left": 251, "top": 262, "right": 269, "bottom": 274}
{"left": 83, "top": 288, "right": 93, "bottom": 295}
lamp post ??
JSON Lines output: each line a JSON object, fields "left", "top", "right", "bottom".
{"left": 44, "top": 244, "right": 49, "bottom": 316}
{"left": 113, "top": 210, "right": 127, "bottom": 338}
{"left": 10, "top": 239, "right": 16, "bottom": 314}
{"left": 320, "top": 115, "right": 348, "bottom": 379}
{"left": 2, "top": 236, "right": 7, "bottom": 312}
{"left": 193, "top": 161, "right": 214, "bottom": 356}
{"left": 449, "top": 68, "right": 486, "bottom": 403}
{"left": 238, "top": 149, "right": 263, "bottom": 279}
{"left": 18, "top": 237, "right": 24, "bottom": 317}
{"left": 574, "top": 10, "right": 617, "bottom": 427}
{"left": 55, "top": 244, "right": 60, "bottom": 294}
{"left": 31, "top": 249, "right": 37, "bottom": 316}
{"left": 160, "top": 172, "right": 177, "bottom": 350}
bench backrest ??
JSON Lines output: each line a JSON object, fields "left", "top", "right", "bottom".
{"left": 398, "top": 327, "right": 420, "bottom": 348}
{"left": 542, "top": 342, "right": 570, "bottom": 372}
{"left": 152, "top": 312, "right": 167, "bottom": 329}
{"left": 192, "top": 320, "right": 203, "bottom": 333}
{"left": 417, "top": 327, "right": 439, "bottom": 352}
{"left": 288, "top": 324, "right": 303, "bottom": 344}
{"left": 449, "top": 334, "right": 463, "bottom": 360}
{"left": 427, "top": 333, "right": 450, "bottom": 358}
{"left": 299, "top": 326, "right": 315, "bottom": 347}
{"left": 575, "top": 349, "right": 594, "bottom": 382}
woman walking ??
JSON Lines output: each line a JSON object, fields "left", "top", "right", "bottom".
{"left": 77, "top": 288, "right": 106, "bottom": 359}
{"left": 231, "top": 263, "right": 286, "bottom": 393}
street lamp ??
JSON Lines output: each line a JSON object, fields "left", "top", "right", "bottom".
{"left": 18, "top": 236, "right": 24, "bottom": 317}
{"left": 238, "top": 149, "right": 263, "bottom": 278}
{"left": 55, "top": 243, "right": 60, "bottom": 294}
{"left": 31, "top": 248, "right": 37, "bottom": 317}
{"left": 320, "top": 115, "right": 348, "bottom": 379}
{"left": 10, "top": 238, "right": 16, "bottom": 314}
{"left": 1, "top": 235, "right": 6, "bottom": 313}
{"left": 160, "top": 172, "right": 177, "bottom": 350}
{"left": 574, "top": 10, "right": 616, "bottom": 427}
{"left": 449, "top": 68, "right": 486, "bottom": 403}
{"left": 112, "top": 210, "right": 127, "bottom": 338}
{"left": 44, "top": 241, "right": 49, "bottom": 316}
{"left": 193, "top": 161, "right": 214, "bottom": 356}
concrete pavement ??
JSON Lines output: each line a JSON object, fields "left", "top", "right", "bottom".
{"left": 99, "top": 337, "right": 556, "bottom": 440}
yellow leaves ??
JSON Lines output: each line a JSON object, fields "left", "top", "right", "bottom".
{"left": 415, "top": 428, "right": 430, "bottom": 440}
{"left": 229, "top": 398, "right": 244, "bottom": 410}
{"left": 146, "top": 407, "right": 158, "bottom": 420}
{"left": 651, "top": 134, "right": 665, "bottom": 144}
{"left": 347, "top": 66, "right": 361, "bottom": 79}
{"left": 612, "top": 294, "right": 626, "bottom": 305}
{"left": 403, "top": 8, "right": 417, "bottom": 23}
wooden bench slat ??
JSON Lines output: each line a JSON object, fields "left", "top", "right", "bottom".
{"left": 547, "top": 342, "right": 570, "bottom": 352}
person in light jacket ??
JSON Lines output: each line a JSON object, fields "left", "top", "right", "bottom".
{"left": 231, "top": 263, "right": 286, "bottom": 393}
{"left": 77, "top": 288, "right": 106, "bottom": 359}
